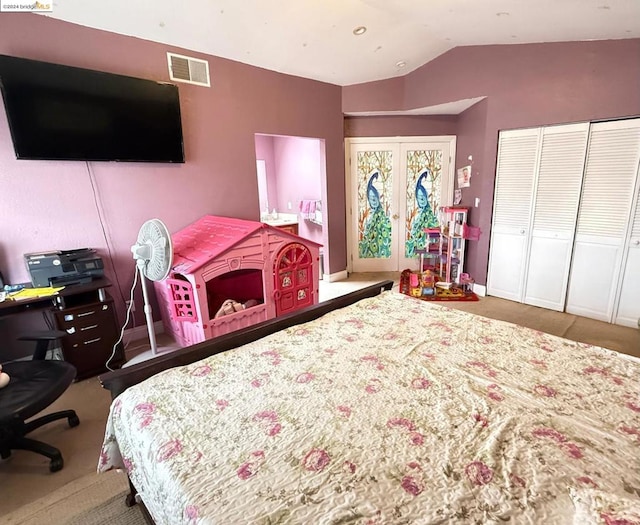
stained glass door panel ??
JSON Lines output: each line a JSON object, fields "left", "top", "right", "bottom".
{"left": 399, "top": 143, "right": 452, "bottom": 270}
{"left": 350, "top": 143, "right": 400, "bottom": 272}
{"left": 348, "top": 138, "right": 454, "bottom": 273}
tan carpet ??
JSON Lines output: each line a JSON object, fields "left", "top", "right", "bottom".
{"left": 0, "top": 376, "right": 116, "bottom": 515}
{"left": 2, "top": 470, "right": 145, "bottom": 525}
{"left": 441, "top": 295, "right": 640, "bottom": 358}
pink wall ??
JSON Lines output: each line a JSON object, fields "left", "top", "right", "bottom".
{"left": 255, "top": 135, "right": 324, "bottom": 246}
{"left": 343, "top": 38, "right": 640, "bottom": 284}
{"left": 273, "top": 136, "right": 323, "bottom": 245}
{"left": 403, "top": 41, "right": 640, "bottom": 123}
{"left": 0, "top": 14, "right": 345, "bottom": 333}
{"left": 342, "top": 76, "right": 405, "bottom": 112}
{"left": 344, "top": 115, "right": 458, "bottom": 137}
{"left": 451, "top": 99, "right": 490, "bottom": 279}
{"left": 255, "top": 134, "right": 278, "bottom": 212}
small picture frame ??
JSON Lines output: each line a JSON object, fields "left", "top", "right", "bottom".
{"left": 457, "top": 165, "right": 472, "bottom": 188}
{"left": 454, "top": 189, "right": 462, "bottom": 205}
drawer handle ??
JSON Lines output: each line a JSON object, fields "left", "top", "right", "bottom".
{"left": 80, "top": 324, "right": 98, "bottom": 331}
{"left": 77, "top": 310, "right": 96, "bottom": 317}
{"left": 83, "top": 337, "right": 101, "bottom": 345}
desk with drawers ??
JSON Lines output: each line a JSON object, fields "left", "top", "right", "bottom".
{"left": 0, "top": 278, "right": 125, "bottom": 379}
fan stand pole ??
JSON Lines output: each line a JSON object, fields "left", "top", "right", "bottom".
{"left": 138, "top": 264, "right": 159, "bottom": 355}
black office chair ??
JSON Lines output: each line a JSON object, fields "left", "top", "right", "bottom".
{"left": 18, "top": 330, "right": 67, "bottom": 360}
{"left": 0, "top": 330, "right": 79, "bottom": 472}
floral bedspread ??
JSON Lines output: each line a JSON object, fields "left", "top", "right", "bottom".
{"left": 99, "top": 291, "right": 640, "bottom": 524}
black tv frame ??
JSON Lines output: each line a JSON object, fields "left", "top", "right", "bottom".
{"left": 0, "top": 55, "right": 185, "bottom": 163}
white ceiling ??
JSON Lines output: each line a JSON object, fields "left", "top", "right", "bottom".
{"left": 43, "top": 0, "right": 640, "bottom": 87}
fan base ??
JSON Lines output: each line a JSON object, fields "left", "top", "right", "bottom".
{"left": 122, "top": 344, "right": 181, "bottom": 368}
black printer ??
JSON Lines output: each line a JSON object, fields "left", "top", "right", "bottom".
{"left": 24, "top": 248, "right": 104, "bottom": 287}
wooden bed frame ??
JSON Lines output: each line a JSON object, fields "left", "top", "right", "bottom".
{"left": 99, "top": 279, "right": 394, "bottom": 514}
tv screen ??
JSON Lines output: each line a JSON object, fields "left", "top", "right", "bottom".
{"left": 0, "top": 55, "right": 185, "bottom": 163}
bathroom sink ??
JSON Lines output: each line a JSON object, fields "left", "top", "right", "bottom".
{"left": 261, "top": 212, "right": 298, "bottom": 227}
{"left": 264, "top": 218, "right": 295, "bottom": 226}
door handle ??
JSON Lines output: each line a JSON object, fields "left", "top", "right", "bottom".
{"left": 392, "top": 214, "right": 399, "bottom": 220}
{"left": 634, "top": 240, "right": 640, "bottom": 246}
{"left": 520, "top": 229, "right": 526, "bottom": 235}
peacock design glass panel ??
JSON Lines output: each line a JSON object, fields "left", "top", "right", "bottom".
{"left": 357, "top": 150, "right": 393, "bottom": 259}
{"left": 405, "top": 149, "right": 443, "bottom": 258}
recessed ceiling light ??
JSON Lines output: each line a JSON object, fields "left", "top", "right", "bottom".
{"left": 353, "top": 26, "right": 367, "bottom": 36}
{"left": 396, "top": 61, "right": 406, "bottom": 68}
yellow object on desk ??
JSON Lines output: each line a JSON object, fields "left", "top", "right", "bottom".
{"left": 9, "top": 286, "right": 65, "bottom": 300}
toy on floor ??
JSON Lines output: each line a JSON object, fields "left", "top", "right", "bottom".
{"left": 421, "top": 270, "right": 436, "bottom": 296}
{"left": 459, "top": 273, "right": 475, "bottom": 294}
{"left": 409, "top": 272, "right": 421, "bottom": 297}
{"left": 0, "top": 364, "right": 10, "bottom": 389}
{"left": 407, "top": 269, "right": 438, "bottom": 297}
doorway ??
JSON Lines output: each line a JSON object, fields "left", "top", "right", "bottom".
{"left": 346, "top": 137, "right": 456, "bottom": 273}
{"left": 254, "top": 134, "right": 325, "bottom": 253}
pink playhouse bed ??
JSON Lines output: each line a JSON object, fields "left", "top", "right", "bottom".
{"left": 154, "top": 215, "right": 321, "bottom": 347}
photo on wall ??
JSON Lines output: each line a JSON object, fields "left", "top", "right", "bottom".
{"left": 457, "top": 165, "right": 472, "bottom": 188}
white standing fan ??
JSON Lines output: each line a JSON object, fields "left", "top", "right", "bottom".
{"left": 130, "top": 219, "right": 173, "bottom": 359}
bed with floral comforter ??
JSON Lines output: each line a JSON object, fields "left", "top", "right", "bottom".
{"left": 99, "top": 291, "right": 640, "bottom": 524}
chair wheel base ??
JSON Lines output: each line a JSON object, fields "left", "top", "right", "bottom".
{"left": 50, "top": 456, "right": 64, "bottom": 472}
{"left": 0, "top": 360, "right": 77, "bottom": 472}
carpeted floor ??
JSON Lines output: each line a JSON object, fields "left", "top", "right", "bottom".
{"left": 2, "top": 470, "right": 144, "bottom": 525}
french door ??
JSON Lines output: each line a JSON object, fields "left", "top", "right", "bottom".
{"left": 346, "top": 137, "right": 455, "bottom": 273}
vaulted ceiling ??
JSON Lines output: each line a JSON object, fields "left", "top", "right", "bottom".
{"left": 43, "top": 0, "right": 640, "bottom": 86}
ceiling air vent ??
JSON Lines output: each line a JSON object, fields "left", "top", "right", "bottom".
{"left": 167, "top": 52, "right": 210, "bottom": 87}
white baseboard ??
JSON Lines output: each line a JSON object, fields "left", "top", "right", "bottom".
{"left": 325, "top": 270, "right": 349, "bottom": 282}
{"left": 123, "top": 320, "right": 164, "bottom": 342}
{"left": 473, "top": 283, "right": 487, "bottom": 297}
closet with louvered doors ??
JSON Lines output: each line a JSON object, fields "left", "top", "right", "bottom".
{"left": 616, "top": 180, "right": 640, "bottom": 328}
{"left": 565, "top": 118, "right": 640, "bottom": 327}
{"left": 487, "top": 122, "right": 590, "bottom": 311}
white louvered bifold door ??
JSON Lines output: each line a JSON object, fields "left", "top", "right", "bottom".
{"left": 614, "top": 123, "right": 640, "bottom": 327}
{"left": 523, "top": 123, "right": 589, "bottom": 311}
{"left": 566, "top": 118, "right": 640, "bottom": 322}
{"left": 487, "top": 128, "right": 540, "bottom": 301}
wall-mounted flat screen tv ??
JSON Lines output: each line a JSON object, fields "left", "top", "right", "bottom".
{"left": 0, "top": 55, "right": 185, "bottom": 163}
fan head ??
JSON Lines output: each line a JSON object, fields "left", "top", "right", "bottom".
{"left": 131, "top": 219, "right": 173, "bottom": 281}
